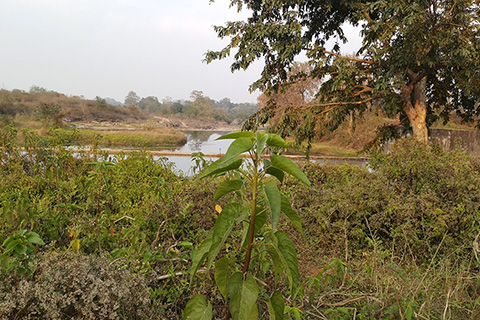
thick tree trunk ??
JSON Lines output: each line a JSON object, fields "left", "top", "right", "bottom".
{"left": 347, "top": 111, "right": 354, "bottom": 141}
{"left": 401, "top": 72, "right": 428, "bottom": 143}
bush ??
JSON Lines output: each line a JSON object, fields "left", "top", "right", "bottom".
{"left": 284, "top": 138, "right": 480, "bottom": 263}
{"left": 0, "top": 252, "right": 157, "bottom": 320}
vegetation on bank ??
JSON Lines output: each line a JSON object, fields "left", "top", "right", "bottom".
{"left": 0, "top": 87, "right": 258, "bottom": 128}
{"left": 3, "top": 125, "right": 187, "bottom": 150}
{"left": 1, "top": 124, "right": 479, "bottom": 319}
{"left": 43, "top": 127, "right": 187, "bottom": 149}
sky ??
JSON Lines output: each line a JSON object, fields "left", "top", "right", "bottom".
{"left": 0, "top": 0, "right": 363, "bottom": 104}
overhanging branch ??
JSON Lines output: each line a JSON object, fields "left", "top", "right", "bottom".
{"left": 304, "top": 47, "right": 375, "bottom": 65}
{"left": 297, "top": 96, "right": 380, "bottom": 114}
{"left": 322, "top": 50, "right": 375, "bottom": 65}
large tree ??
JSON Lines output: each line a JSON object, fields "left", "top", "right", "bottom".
{"left": 124, "top": 91, "right": 140, "bottom": 108}
{"left": 206, "top": 0, "right": 480, "bottom": 143}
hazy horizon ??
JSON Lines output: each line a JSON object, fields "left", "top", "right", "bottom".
{"left": 0, "top": 0, "right": 362, "bottom": 104}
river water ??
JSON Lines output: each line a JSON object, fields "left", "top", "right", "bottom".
{"left": 154, "top": 130, "right": 368, "bottom": 176}
{"left": 153, "top": 131, "right": 231, "bottom": 175}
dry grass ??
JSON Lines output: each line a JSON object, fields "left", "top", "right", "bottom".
{"left": 90, "top": 127, "right": 187, "bottom": 147}
{"left": 305, "top": 111, "right": 398, "bottom": 156}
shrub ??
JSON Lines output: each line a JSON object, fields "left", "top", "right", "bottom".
{"left": 0, "top": 252, "right": 157, "bottom": 320}
{"left": 284, "top": 138, "right": 480, "bottom": 263}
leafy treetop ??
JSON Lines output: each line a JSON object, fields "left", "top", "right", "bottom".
{"left": 206, "top": 0, "right": 480, "bottom": 143}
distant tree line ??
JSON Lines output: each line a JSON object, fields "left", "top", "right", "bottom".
{"left": 123, "top": 90, "right": 258, "bottom": 124}
{"left": 0, "top": 86, "right": 258, "bottom": 125}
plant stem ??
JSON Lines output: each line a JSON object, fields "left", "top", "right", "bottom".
{"left": 96, "top": 194, "right": 101, "bottom": 251}
{"left": 243, "top": 159, "right": 258, "bottom": 274}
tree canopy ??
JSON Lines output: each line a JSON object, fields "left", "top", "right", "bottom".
{"left": 206, "top": 0, "right": 480, "bottom": 143}
{"left": 124, "top": 91, "right": 140, "bottom": 108}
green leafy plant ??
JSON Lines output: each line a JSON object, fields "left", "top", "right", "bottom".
{"left": 191, "top": 152, "right": 208, "bottom": 176}
{"left": 0, "top": 230, "right": 45, "bottom": 276}
{"left": 84, "top": 161, "right": 116, "bottom": 251}
{"left": 184, "top": 131, "right": 311, "bottom": 320}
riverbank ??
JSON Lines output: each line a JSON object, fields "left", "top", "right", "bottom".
{"left": 15, "top": 126, "right": 187, "bottom": 149}
{"left": 68, "top": 115, "right": 242, "bottom": 132}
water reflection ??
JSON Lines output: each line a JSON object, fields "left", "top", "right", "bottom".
{"left": 162, "top": 131, "right": 232, "bottom": 154}
{"left": 158, "top": 131, "right": 231, "bottom": 175}
{"left": 156, "top": 131, "right": 369, "bottom": 176}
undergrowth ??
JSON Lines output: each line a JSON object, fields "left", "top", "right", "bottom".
{"left": 1, "top": 124, "right": 479, "bottom": 319}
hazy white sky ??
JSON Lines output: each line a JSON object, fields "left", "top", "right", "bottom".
{"left": 0, "top": 0, "right": 362, "bottom": 103}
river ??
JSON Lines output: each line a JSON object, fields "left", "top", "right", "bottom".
{"left": 154, "top": 130, "right": 369, "bottom": 175}
{"left": 156, "top": 131, "right": 232, "bottom": 175}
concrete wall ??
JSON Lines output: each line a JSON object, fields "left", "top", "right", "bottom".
{"left": 429, "top": 128, "right": 480, "bottom": 157}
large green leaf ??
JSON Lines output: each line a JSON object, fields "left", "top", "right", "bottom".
{"left": 195, "top": 156, "right": 243, "bottom": 181}
{"left": 228, "top": 272, "right": 259, "bottom": 320}
{"left": 264, "top": 182, "right": 281, "bottom": 232}
{"left": 266, "top": 134, "right": 288, "bottom": 148}
{"left": 266, "top": 166, "right": 285, "bottom": 183}
{"left": 207, "top": 203, "right": 242, "bottom": 269}
{"left": 267, "top": 291, "right": 285, "bottom": 320}
{"left": 214, "top": 179, "right": 244, "bottom": 202}
{"left": 254, "top": 211, "right": 268, "bottom": 234}
{"left": 225, "top": 137, "right": 254, "bottom": 158}
{"left": 214, "top": 257, "right": 230, "bottom": 301}
{"left": 25, "top": 232, "right": 45, "bottom": 245}
{"left": 236, "top": 202, "right": 251, "bottom": 224}
{"left": 266, "top": 242, "right": 286, "bottom": 286}
{"left": 267, "top": 231, "right": 299, "bottom": 293}
{"left": 275, "top": 231, "right": 299, "bottom": 293}
{"left": 4, "top": 239, "right": 20, "bottom": 254}
{"left": 271, "top": 155, "right": 311, "bottom": 187}
{"left": 190, "top": 232, "right": 212, "bottom": 283}
{"left": 280, "top": 194, "right": 303, "bottom": 236}
{"left": 217, "top": 131, "right": 255, "bottom": 140}
{"left": 256, "top": 132, "right": 268, "bottom": 157}
{"left": 183, "top": 295, "right": 213, "bottom": 320}
{"left": 195, "top": 136, "right": 254, "bottom": 181}
{"left": 15, "top": 244, "right": 27, "bottom": 255}
{"left": 247, "top": 302, "right": 259, "bottom": 320}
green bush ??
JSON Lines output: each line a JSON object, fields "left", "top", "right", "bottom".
{"left": 285, "top": 138, "right": 480, "bottom": 263}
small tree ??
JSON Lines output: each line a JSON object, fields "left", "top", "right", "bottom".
{"left": 184, "top": 91, "right": 214, "bottom": 118}
{"left": 95, "top": 96, "right": 107, "bottom": 109}
{"left": 184, "top": 131, "right": 311, "bottom": 320}
{"left": 139, "top": 96, "right": 161, "bottom": 113}
{"left": 35, "top": 103, "right": 63, "bottom": 128}
{"left": 124, "top": 91, "right": 140, "bottom": 108}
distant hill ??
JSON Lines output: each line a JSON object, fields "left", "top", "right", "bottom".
{"left": 0, "top": 89, "right": 147, "bottom": 123}
{"left": 104, "top": 97, "right": 124, "bottom": 107}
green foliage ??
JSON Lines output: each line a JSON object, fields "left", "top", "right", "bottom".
{"left": 288, "top": 139, "right": 480, "bottom": 262}
{"left": 2, "top": 121, "right": 480, "bottom": 318}
{"left": 95, "top": 96, "right": 107, "bottom": 109}
{"left": 35, "top": 102, "right": 63, "bottom": 127}
{"left": 124, "top": 90, "right": 140, "bottom": 107}
{"left": 209, "top": 0, "right": 480, "bottom": 144}
{"left": 0, "top": 230, "right": 44, "bottom": 277}
{"left": 184, "top": 295, "right": 213, "bottom": 320}
{"left": 186, "top": 131, "right": 310, "bottom": 319}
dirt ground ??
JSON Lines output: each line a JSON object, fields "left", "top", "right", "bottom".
{"left": 69, "top": 115, "right": 242, "bottom": 132}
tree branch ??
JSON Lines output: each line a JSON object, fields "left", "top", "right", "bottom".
{"left": 297, "top": 96, "right": 380, "bottom": 113}
{"left": 446, "top": 2, "right": 457, "bottom": 18}
{"left": 323, "top": 50, "right": 376, "bottom": 65}
{"left": 352, "top": 85, "right": 373, "bottom": 97}
{"left": 304, "top": 47, "right": 375, "bottom": 65}
{"left": 406, "top": 69, "right": 427, "bottom": 87}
